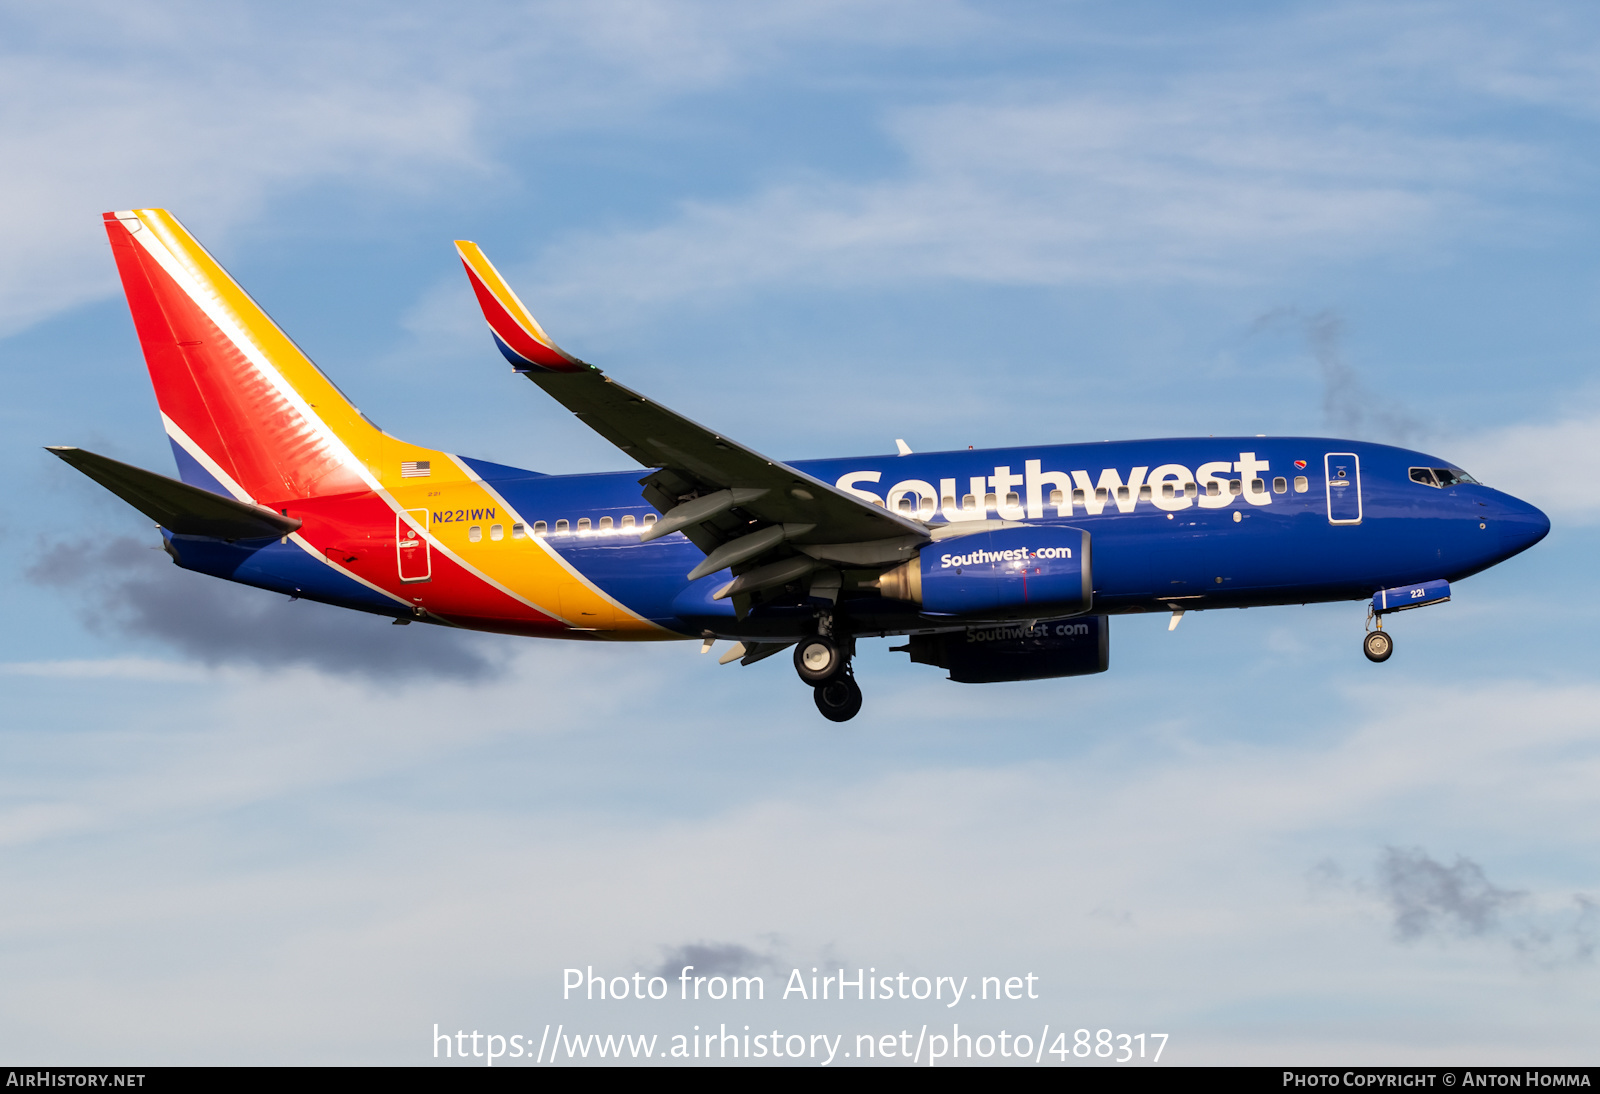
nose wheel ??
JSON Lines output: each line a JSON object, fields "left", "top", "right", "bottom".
{"left": 1362, "top": 607, "right": 1393, "bottom": 662}
{"left": 1363, "top": 629, "right": 1393, "bottom": 662}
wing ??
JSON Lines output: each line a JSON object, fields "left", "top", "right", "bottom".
{"left": 455, "top": 241, "right": 929, "bottom": 606}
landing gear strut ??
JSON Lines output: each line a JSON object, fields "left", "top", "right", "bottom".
{"left": 1363, "top": 608, "right": 1393, "bottom": 663}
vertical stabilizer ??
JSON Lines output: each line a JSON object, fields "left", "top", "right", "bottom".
{"left": 104, "top": 209, "right": 382, "bottom": 503}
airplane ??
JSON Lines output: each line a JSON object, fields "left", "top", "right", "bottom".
{"left": 50, "top": 208, "right": 1550, "bottom": 722}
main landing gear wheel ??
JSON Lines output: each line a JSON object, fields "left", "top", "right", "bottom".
{"left": 1363, "top": 630, "right": 1393, "bottom": 663}
{"left": 794, "top": 634, "right": 844, "bottom": 684}
{"left": 813, "top": 672, "right": 863, "bottom": 722}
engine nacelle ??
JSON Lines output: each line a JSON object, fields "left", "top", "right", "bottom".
{"left": 899, "top": 616, "right": 1109, "bottom": 683}
{"left": 876, "top": 526, "right": 1091, "bottom": 619}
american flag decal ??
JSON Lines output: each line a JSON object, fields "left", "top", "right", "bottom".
{"left": 401, "top": 461, "right": 431, "bottom": 478}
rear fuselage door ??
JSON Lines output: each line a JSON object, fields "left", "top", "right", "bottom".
{"left": 1325, "top": 453, "right": 1362, "bottom": 525}
{"left": 398, "top": 508, "right": 432, "bottom": 582}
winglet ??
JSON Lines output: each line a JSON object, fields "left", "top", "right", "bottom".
{"left": 454, "top": 241, "right": 585, "bottom": 373}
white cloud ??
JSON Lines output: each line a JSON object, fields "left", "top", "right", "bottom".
{"left": 2, "top": 653, "right": 1598, "bottom": 1062}
{"left": 0, "top": 0, "right": 980, "bottom": 335}
{"left": 0, "top": 8, "right": 478, "bottom": 333}
{"left": 520, "top": 96, "right": 1490, "bottom": 313}
{"left": 512, "top": 6, "right": 1588, "bottom": 315}
{"left": 0, "top": 657, "right": 206, "bottom": 681}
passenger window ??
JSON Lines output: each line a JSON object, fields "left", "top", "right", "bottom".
{"left": 1095, "top": 488, "right": 1109, "bottom": 503}
{"left": 642, "top": 513, "right": 657, "bottom": 528}
{"left": 1293, "top": 476, "right": 1308, "bottom": 492}
{"left": 577, "top": 517, "right": 592, "bottom": 534}
{"left": 528, "top": 521, "right": 542, "bottom": 537}
{"left": 1161, "top": 483, "right": 1175, "bottom": 499}
{"left": 1115, "top": 486, "right": 1129, "bottom": 502}
{"left": 1049, "top": 488, "right": 1064, "bottom": 507}
{"left": 1251, "top": 478, "right": 1265, "bottom": 494}
{"left": 490, "top": 524, "right": 504, "bottom": 541}
{"left": 1072, "top": 489, "right": 1086, "bottom": 506}
{"left": 942, "top": 495, "right": 956, "bottom": 511}
{"left": 918, "top": 497, "right": 935, "bottom": 517}
{"left": 468, "top": 525, "right": 482, "bottom": 542}
{"left": 1184, "top": 482, "right": 1196, "bottom": 497}
{"left": 1272, "top": 477, "right": 1287, "bottom": 494}
{"left": 1138, "top": 485, "right": 1152, "bottom": 502}
{"left": 962, "top": 493, "right": 977, "bottom": 510}
{"left": 555, "top": 519, "right": 570, "bottom": 534}
{"left": 983, "top": 493, "right": 998, "bottom": 510}
{"left": 1206, "top": 481, "right": 1221, "bottom": 497}
{"left": 898, "top": 497, "right": 914, "bottom": 514}
{"left": 1228, "top": 480, "right": 1242, "bottom": 495}
{"left": 1005, "top": 491, "right": 1021, "bottom": 509}
{"left": 599, "top": 516, "right": 613, "bottom": 532}
{"left": 621, "top": 514, "right": 635, "bottom": 530}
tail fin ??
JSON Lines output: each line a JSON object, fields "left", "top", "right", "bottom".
{"left": 104, "top": 209, "right": 384, "bottom": 504}
{"left": 454, "top": 240, "right": 585, "bottom": 373}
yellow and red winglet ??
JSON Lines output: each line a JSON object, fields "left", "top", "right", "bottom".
{"left": 455, "top": 241, "right": 585, "bottom": 373}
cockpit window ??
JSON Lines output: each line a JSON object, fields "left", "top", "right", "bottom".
{"left": 1409, "top": 467, "right": 1479, "bottom": 489}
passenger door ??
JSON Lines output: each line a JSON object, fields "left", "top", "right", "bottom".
{"left": 1324, "top": 453, "right": 1362, "bottom": 525}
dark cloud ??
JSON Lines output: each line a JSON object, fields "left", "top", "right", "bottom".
{"left": 1509, "top": 895, "right": 1597, "bottom": 968}
{"left": 653, "top": 941, "right": 776, "bottom": 980}
{"left": 28, "top": 535, "right": 508, "bottom": 681}
{"left": 1378, "top": 846, "right": 1522, "bottom": 940}
{"left": 1251, "top": 307, "right": 1422, "bottom": 444}
{"left": 1317, "top": 847, "right": 1595, "bottom": 969}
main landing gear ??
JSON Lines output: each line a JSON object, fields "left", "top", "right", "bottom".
{"left": 794, "top": 629, "right": 862, "bottom": 723}
{"left": 813, "top": 671, "right": 863, "bottom": 722}
{"left": 1362, "top": 608, "right": 1393, "bottom": 663}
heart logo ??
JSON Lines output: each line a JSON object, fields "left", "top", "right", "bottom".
{"left": 1294, "top": 460, "right": 1306, "bottom": 469}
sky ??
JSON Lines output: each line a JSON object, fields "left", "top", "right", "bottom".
{"left": 2, "top": 0, "right": 1598, "bottom": 1067}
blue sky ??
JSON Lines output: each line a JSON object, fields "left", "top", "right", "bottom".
{"left": 2, "top": 0, "right": 1598, "bottom": 1065}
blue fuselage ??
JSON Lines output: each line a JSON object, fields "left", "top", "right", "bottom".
{"left": 441, "top": 436, "right": 1549, "bottom": 638}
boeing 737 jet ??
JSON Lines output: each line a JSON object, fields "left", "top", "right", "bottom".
{"left": 51, "top": 209, "right": 1550, "bottom": 721}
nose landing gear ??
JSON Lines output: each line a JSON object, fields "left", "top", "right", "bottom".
{"left": 1362, "top": 608, "right": 1393, "bottom": 663}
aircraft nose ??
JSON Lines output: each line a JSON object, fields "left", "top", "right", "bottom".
{"left": 1494, "top": 492, "right": 1550, "bottom": 558}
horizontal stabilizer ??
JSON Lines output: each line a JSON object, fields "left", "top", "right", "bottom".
{"left": 47, "top": 446, "right": 303, "bottom": 540}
